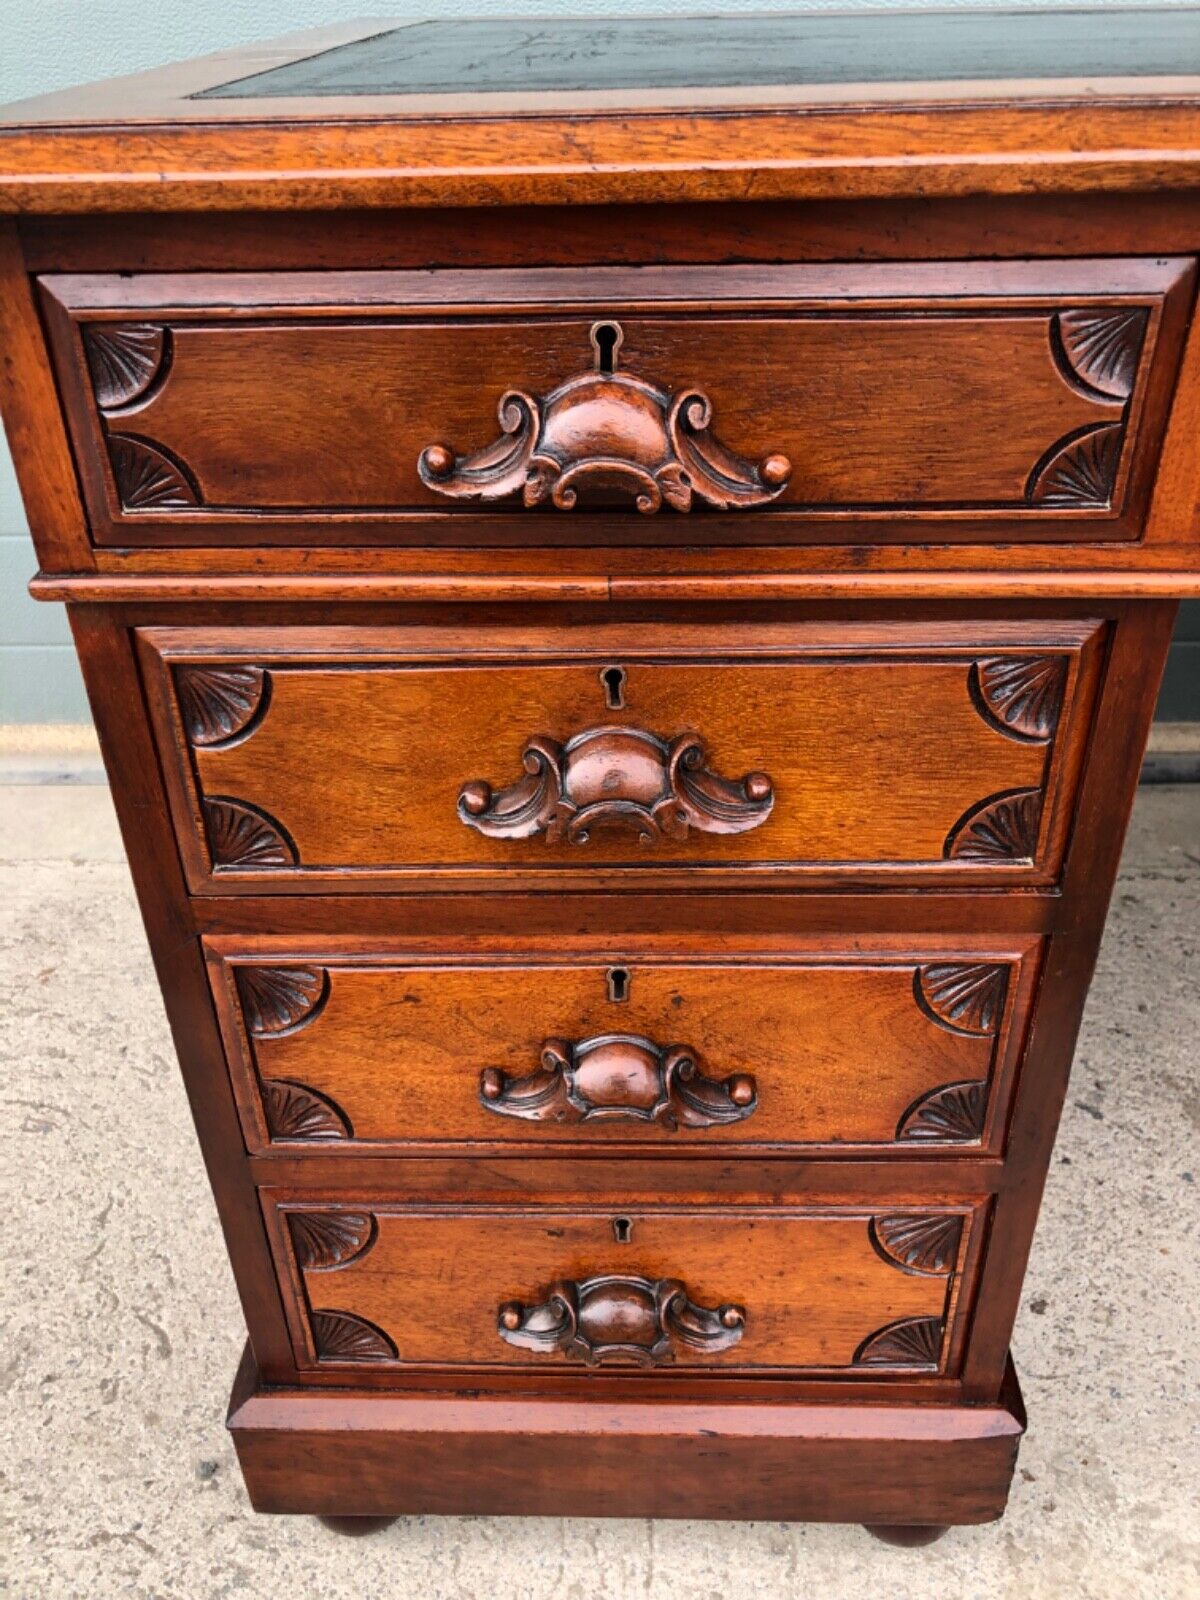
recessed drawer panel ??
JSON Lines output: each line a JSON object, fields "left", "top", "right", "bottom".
{"left": 209, "top": 939, "right": 1042, "bottom": 1156}
{"left": 262, "top": 1196, "right": 985, "bottom": 1377}
{"left": 139, "top": 619, "right": 1103, "bottom": 893}
{"left": 42, "top": 259, "right": 1192, "bottom": 547}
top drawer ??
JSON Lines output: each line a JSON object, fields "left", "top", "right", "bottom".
{"left": 40, "top": 259, "right": 1192, "bottom": 549}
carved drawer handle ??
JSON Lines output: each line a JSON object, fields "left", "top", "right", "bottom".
{"left": 418, "top": 323, "right": 790, "bottom": 514}
{"left": 459, "top": 726, "right": 773, "bottom": 845}
{"left": 480, "top": 1033, "right": 757, "bottom": 1130}
{"left": 498, "top": 1274, "right": 746, "bottom": 1365}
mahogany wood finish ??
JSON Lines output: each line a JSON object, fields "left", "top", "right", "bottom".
{"left": 227, "top": 1344, "right": 1027, "bottom": 1523}
{"left": 136, "top": 620, "right": 1103, "bottom": 892}
{"left": 3, "top": 10, "right": 1198, "bottom": 1539}
{"left": 262, "top": 1199, "right": 982, "bottom": 1376}
{"left": 205, "top": 942, "right": 1040, "bottom": 1156}
{"left": 37, "top": 260, "right": 1191, "bottom": 547}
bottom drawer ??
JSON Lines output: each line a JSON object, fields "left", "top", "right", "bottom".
{"left": 263, "top": 1196, "right": 986, "bottom": 1378}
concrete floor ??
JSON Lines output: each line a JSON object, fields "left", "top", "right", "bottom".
{"left": 1, "top": 783, "right": 1197, "bottom": 1600}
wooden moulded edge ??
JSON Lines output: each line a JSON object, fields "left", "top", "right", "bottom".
{"left": 4, "top": 103, "right": 1200, "bottom": 214}
{"left": 29, "top": 569, "right": 1200, "bottom": 603}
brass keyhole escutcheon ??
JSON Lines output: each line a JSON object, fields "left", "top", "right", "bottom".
{"left": 590, "top": 320, "right": 624, "bottom": 374}
{"left": 606, "top": 966, "right": 630, "bottom": 1004}
{"left": 600, "top": 665, "right": 627, "bottom": 710}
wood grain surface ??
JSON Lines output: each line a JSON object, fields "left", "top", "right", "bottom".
{"left": 2, "top": 18, "right": 1196, "bottom": 1529}
{"left": 227, "top": 1344, "right": 1026, "bottom": 1522}
{"left": 263, "top": 1198, "right": 983, "bottom": 1375}
{"left": 38, "top": 259, "right": 1191, "bottom": 546}
{"left": 208, "top": 942, "right": 1041, "bottom": 1156}
{"left": 138, "top": 618, "right": 1103, "bottom": 891}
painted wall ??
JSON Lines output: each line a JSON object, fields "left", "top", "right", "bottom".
{"left": 1, "top": 1, "right": 1196, "bottom": 720}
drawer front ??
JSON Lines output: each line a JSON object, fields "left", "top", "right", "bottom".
{"left": 140, "top": 619, "right": 1103, "bottom": 893}
{"left": 43, "top": 259, "right": 1191, "bottom": 547}
{"left": 209, "top": 939, "right": 1042, "bottom": 1155}
{"left": 262, "top": 1197, "right": 985, "bottom": 1376}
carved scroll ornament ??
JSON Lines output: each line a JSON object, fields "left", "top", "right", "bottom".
{"left": 480, "top": 1033, "right": 757, "bottom": 1130}
{"left": 498, "top": 1274, "right": 745, "bottom": 1365}
{"left": 418, "top": 326, "right": 790, "bottom": 514}
{"left": 459, "top": 726, "right": 773, "bottom": 845}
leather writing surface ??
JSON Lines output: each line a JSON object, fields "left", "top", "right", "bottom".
{"left": 197, "top": 11, "right": 1200, "bottom": 101}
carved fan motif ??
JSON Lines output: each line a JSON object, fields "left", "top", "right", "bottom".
{"left": 107, "top": 435, "right": 199, "bottom": 510}
{"left": 915, "top": 963, "right": 1008, "bottom": 1035}
{"left": 175, "top": 665, "right": 267, "bottom": 747}
{"left": 203, "top": 798, "right": 296, "bottom": 869}
{"left": 262, "top": 1079, "right": 351, "bottom": 1142}
{"left": 871, "top": 1214, "right": 963, "bottom": 1275}
{"left": 854, "top": 1316, "right": 944, "bottom": 1369}
{"left": 289, "top": 1211, "right": 376, "bottom": 1271}
{"left": 945, "top": 789, "right": 1042, "bottom": 863}
{"left": 1056, "top": 308, "right": 1147, "bottom": 400}
{"left": 236, "top": 965, "right": 326, "bottom": 1035}
{"left": 311, "top": 1310, "right": 397, "bottom": 1363}
{"left": 898, "top": 1080, "right": 988, "bottom": 1143}
{"left": 83, "top": 323, "right": 167, "bottom": 408}
{"left": 972, "top": 656, "right": 1067, "bottom": 741}
{"left": 1028, "top": 423, "right": 1123, "bottom": 508}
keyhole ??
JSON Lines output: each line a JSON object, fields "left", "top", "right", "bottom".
{"left": 591, "top": 320, "right": 624, "bottom": 374}
{"left": 600, "top": 665, "right": 626, "bottom": 710}
{"left": 613, "top": 1217, "right": 633, "bottom": 1244}
{"left": 606, "top": 966, "right": 630, "bottom": 1004}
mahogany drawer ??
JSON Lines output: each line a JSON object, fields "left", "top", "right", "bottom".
{"left": 262, "top": 1195, "right": 986, "bottom": 1378}
{"left": 138, "top": 618, "right": 1103, "bottom": 894}
{"left": 41, "top": 258, "right": 1191, "bottom": 549}
{"left": 208, "top": 938, "right": 1042, "bottom": 1156}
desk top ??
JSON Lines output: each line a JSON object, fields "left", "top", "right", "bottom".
{"left": 194, "top": 11, "right": 1200, "bottom": 101}
{"left": 2, "top": 9, "right": 1200, "bottom": 211}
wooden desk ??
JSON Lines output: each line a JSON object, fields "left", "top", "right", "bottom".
{"left": 2, "top": 9, "right": 1198, "bottom": 1542}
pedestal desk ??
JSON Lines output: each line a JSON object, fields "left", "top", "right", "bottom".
{"left": 3, "top": 10, "right": 1199, "bottom": 1542}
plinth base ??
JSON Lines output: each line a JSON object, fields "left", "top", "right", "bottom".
{"left": 228, "top": 1349, "right": 1025, "bottom": 1526}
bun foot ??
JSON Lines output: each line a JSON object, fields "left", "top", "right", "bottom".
{"left": 316, "top": 1515, "right": 398, "bottom": 1536}
{"left": 864, "top": 1524, "right": 951, "bottom": 1547}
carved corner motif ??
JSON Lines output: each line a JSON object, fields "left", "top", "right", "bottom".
{"left": 1055, "top": 308, "right": 1148, "bottom": 402}
{"left": 914, "top": 963, "right": 1008, "bottom": 1036}
{"left": 83, "top": 322, "right": 202, "bottom": 515}
{"left": 262, "top": 1079, "right": 352, "bottom": 1142}
{"left": 289, "top": 1211, "right": 377, "bottom": 1272}
{"left": 1024, "top": 308, "right": 1146, "bottom": 512}
{"left": 459, "top": 726, "right": 773, "bottom": 845}
{"left": 970, "top": 656, "right": 1067, "bottom": 743}
{"left": 870, "top": 1214, "right": 963, "bottom": 1276}
{"left": 311, "top": 1310, "right": 397, "bottom": 1363}
{"left": 480, "top": 1033, "right": 757, "bottom": 1130}
{"left": 418, "top": 328, "right": 790, "bottom": 514}
{"left": 498, "top": 1274, "right": 745, "bottom": 1365}
{"left": 236, "top": 965, "right": 327, "bottom": 1035}
{"left": 1027, "top": 422, "right": 1123, "bottom": 509}
{"left": 203, "top": 797, "right": 297, "bottom": 870}
{"left": 107, "top": 435, "right": 199, "bottom": 510}
{"left": 175, "top": 665, "right": 268, "bottom": 748}
{"left": 853, "top": 1316, "right": 945, "bottom": 1369}
{"left": 944, "top": 788, "right": 1042, "bottom": 865}
{"left": 83, "top": 323, "right": 168, "bottom": 409}
{"left": 897, "top": 1080, "right": 988, "bottom": 1144}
